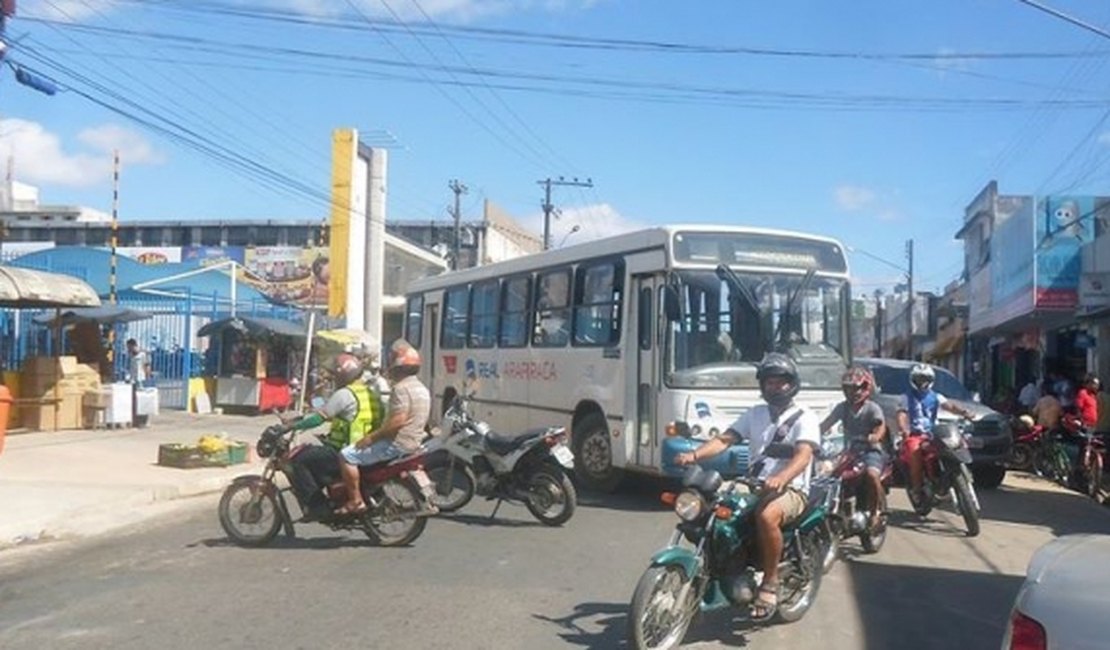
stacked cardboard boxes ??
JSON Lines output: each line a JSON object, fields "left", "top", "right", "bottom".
{"left": 21, "top": 356, "right": 102, "bottom": 431}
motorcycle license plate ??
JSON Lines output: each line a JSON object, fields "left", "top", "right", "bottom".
{"left": 966, "top": 437, "right": 984, "bottom": 449}
{"left": 552, "top": 443, "right": 574, "bottom": 468}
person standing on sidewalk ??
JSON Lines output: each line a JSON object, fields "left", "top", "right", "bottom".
{"left": 126, "top": 339, "right": 150, "bottom": 427}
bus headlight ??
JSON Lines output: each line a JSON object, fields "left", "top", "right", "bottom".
{"left": 674, "top": 491, "right": 706, "bottom": 522}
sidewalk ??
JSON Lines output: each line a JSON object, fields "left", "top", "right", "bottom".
{"left": 0, "top": 411, "right": 273, "bottom": 550}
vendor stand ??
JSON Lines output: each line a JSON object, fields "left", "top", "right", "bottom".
{"left": 0, "top": 266, "right": 101, "bottom": 440}
{"left": 198, "top": 316, "right": 306, "bottom": 413}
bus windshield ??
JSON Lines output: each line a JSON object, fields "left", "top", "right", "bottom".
{"left": 666, "top": 269, "right": 848, "bottom": 390}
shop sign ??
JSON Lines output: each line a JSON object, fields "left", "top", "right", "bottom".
{"left": 1034, "top": 196, "right": 1093, "bottom": 310}
{"left": 1079, "top": 272, "right": 1110, "bottom": 309}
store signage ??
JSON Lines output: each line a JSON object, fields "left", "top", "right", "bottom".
{"left": 1079, "top": 272, "right": 1110, "bottom": 308}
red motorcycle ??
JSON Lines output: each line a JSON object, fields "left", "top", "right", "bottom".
{"left": 901, "top": 421, "right": 981, "bottom": 537}
{"left": 218, "top": 424, "right": 431, "bottom": 547}
{"left": 817, "top": 445, "right": 892, "bottom": 572}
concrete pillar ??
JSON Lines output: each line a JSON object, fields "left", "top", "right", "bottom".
{"left": 362, "top": 146, "right": 387, "bottom": 349}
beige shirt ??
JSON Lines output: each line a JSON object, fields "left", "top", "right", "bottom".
{"left": 1033, "top": 395, "right": 1062, "bottom": 430}
{"left": 390, "top": 375, "right": 430, "bottom": 452}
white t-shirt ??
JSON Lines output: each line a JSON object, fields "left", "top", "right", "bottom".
{"left": 725, "top": 403, "right": 821, "bottom": 494}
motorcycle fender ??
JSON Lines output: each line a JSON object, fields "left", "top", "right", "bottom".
{"left": 649, "top": 546, "right": 700, "bottom": 580}
{"left": 229, "top": 475, "right": 296, "bottom": 538}
{"left": 952, "top": 448, "right": 973, "bottom": 465}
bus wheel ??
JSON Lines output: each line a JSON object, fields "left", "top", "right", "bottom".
{"left": 573, "top": 413, "right": 623, "bottom": 493}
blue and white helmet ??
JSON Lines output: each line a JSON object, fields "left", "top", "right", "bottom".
{"left": 910, "top": 364, "right": 935, "bottom": 393}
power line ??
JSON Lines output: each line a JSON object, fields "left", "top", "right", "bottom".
{"left": 1016, "top": 0, "right": 1110, "bottom": 42}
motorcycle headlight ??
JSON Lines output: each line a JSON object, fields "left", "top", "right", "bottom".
{"left": 674, "top": 491, "right": 705, "bottom": 522}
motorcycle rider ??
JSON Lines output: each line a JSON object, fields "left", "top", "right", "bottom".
{"left": 335, "top": 339, "right": 435, "bottom": 515}
{"left": 820, "top": 366, "right": 888, "bottom": 529}
{"left": 283, "top": 353, "right": 385, "bottom": 521}
{"left": 675, "top": 353, "right": 821, "bottom": 622}
{"left": 897, "top": 364, "right": 975, "bottom": 507}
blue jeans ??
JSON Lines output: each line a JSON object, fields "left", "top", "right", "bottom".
{"left": 340, "top": 439, "right": 404, "bottom": 466}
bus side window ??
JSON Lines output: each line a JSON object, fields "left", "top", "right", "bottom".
{"left": 405, "top": 294, "right": 424, "bottom": 349}
{"left": 469, "top": 280, "right": 499, "bottom": 348}
{"left": 441, "top": 286, "right": 469, "bottom": 349}
{"left": 500, "top": 275, "right": 531, "bottom": 348}
{"left": 573, "top": 261, "right": 623, "bottom": 347}
{"left": 533, "top": 268, "right": 570, "bottom": 347}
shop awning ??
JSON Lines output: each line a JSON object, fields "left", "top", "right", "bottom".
{"left": 925, "top": 334, "right": 963, "bottom": 360}
{"left": 0, "top": 266, "right": 100, "bottom": 308}
{"left": 197, "top": 316, "right": 306, "bottom": 339}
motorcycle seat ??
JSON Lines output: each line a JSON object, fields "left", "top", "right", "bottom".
{"left": 486, "top": 427, "right": 552, "bottom": 455}
{"left": 784, "top": 491, "right": 827, "bottom": 530}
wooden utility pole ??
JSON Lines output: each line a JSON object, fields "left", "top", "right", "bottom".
{"left": 537, "top": 176, "right": 593, "bottom": 250}
{"left": 906, "top": 238, "right": 915, "bottom": 360}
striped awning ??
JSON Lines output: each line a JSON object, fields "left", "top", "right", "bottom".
{"left": 0, "top": 266, "right": 101, "bottom": 308}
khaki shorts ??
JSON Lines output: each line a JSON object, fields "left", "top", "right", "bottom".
{"left": 761, "top": 488, "right": 808, "bottom": 525}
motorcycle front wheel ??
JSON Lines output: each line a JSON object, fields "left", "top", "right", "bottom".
{"left": 628, "top": 565, "right": 699, "bottom": 650}
{"left": 1084, "top": 451, "right": 1104, "bottom": 501}
{"left": 364, "top": 478, "right": 428, "bottom": 547}
{"left": 218, "top": 479, "right": 282, "bottom": 547}
{"left": 776, "top": 532, "right": 823, "bottom": 623}
{"left": 953, "top": 473, "right": 980, "bottom": 538}
{"left": 426, "top": 458, "right": 477, "bottom": 512}
{"left": 818, "top": 518, "right": 840, "bottom": 574}
{"left": 524, "top": 467, "right": 577, "bottom": 526}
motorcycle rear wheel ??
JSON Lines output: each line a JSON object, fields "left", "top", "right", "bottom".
{"left": 218, "top": 479, "right": 282, "bottom": 547}
{"left": 628, "top": 565, "right": 698, "bottom": 650}
{"left": 363, "top": 478, "right": 428, "bottom": 547}
{"left": 1084, "top": 452, "right": 1104, "bottom": 501}
{"left": 524, "top": 468, "right": 577, "bottom": 526}
{"left": 426, "top": 457, "right": 477, "bottom": 512}
{"left": 953, "top": 473, "right": 980, "bottom": 538}
{"left": 1008, "top": 443, "right": 1033, "bottom": 471}
{"left": 860, "top": 509, "right": 888, "bottom": 554}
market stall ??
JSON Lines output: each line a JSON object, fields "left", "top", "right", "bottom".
{"left": 197, "top": 316, "right": 306, "bottom": 412}
{"left": 0, "top": 265, "right": 101, "bottom": 439}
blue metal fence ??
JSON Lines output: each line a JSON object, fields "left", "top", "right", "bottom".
{"left": 0, "top": 291, "right": 303, "bottom": 410}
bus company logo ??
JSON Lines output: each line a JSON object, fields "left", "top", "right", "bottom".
{"left": 465, "top": 358, "right": 499, "bottom": 379}
{"left": 443, "top": 355, "right": 457, "bottom": 374}
{"left": 502, "top": 361, "right": 558, "bottom": 381}
{"left": 694, "top": 401, "right": 712, "bottom": 419}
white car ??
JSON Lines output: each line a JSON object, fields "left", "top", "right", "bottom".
{"left": 1002, "top": 534, "right": 1110, "bottom": 649}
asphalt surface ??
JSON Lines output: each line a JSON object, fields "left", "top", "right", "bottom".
{"left": 1, "top": 472, "right": 1107, "bottom": 650}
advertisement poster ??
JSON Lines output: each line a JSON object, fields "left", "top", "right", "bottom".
{"left": 990, "top": 195, "right": 1035, "bottom": 321}
{"left": 241, "top": 246, "right": 330, "bottom": 307}
{"left": 118, "top": 247, "right": 182, "bottom": 265}
{"left": 1035, "top": 196, "right": 1094, "bottom": 309}
{"left": 182, "top": 246, "right": 245, "bottom": 267}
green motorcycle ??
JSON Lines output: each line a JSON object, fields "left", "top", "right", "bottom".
{"left": 628, "top": 466, "right": 831, "bottom": 650}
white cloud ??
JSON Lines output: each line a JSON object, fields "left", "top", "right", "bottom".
{"left": 931, "top": 47, "right": 972, "bottom": 79}
{"left": 523, "top": 202, "right": 646, "bottom": 247}
{"left": 834, "top": 185, "right": 877, "bottom": 212}
{"left": 21, "top": 0, "right": 118, "bottom": 21}
{"left": 265, "top": 0, "right": 600, "bottom": 21}
{"left": 0, "top": 118, "right": 163, "bottom": 188}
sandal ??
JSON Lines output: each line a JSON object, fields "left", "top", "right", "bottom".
{"left": 749, "top": 585, "right": 778, "bottom": 622}
{"left": 335, "top": 502, "right": 368, "bottom": 516}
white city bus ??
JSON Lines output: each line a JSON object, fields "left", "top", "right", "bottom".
{"left": 404, "top": 225, "right": 852, "bottom": 490}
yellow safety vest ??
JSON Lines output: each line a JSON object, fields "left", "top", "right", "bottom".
{"left": 326, "top": 382, "right": 383, "bottom": 450}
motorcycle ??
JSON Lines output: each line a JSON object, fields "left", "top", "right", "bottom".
{"left": 1058, "top": 415, "right": 1105, "bottom": 501}
{"left": 627, "top": 465, "right": 829, "bottom": 649}
{"left": 816, "top": 445, "right": 892, "bottom": 573}
{"left": 218, "top": 424, "right": 431, "bottom": 547}
{"left": 1007, "top": 417, "right": 1072, "bottom": 483}
{"left": 901, "top": 420, "right": 981, "bottom": 537}
{"left": 424, "top": 393, "right": 577, "bottom": 526}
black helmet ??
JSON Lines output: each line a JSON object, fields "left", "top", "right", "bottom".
{"left": 757, "top": 352, "right": 800, "bottom": 408}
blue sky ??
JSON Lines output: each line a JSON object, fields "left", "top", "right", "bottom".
{"left": 5, "top": 0, "right": 1110, "bottom": 295}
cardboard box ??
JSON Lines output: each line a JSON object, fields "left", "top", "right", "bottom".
{"left": 22, "top": 397, "right": 82, "bottom": 431}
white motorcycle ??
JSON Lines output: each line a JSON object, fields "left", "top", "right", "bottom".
{"left": 425, "top": 392, "right": 577, "bottom": 526}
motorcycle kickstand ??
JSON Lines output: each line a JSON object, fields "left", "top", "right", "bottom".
{"left": 489, "top": 498, "right": 504, "bottom": 521}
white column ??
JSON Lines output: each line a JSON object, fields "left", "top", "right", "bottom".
{"left": 363, "top": 147, "right": 387, "bottom": 349}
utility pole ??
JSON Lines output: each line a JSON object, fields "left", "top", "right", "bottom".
{"left": 905, "top": 238, "right": 915, "bottom": 360}
{"left": 448, "top": 179, "right": 467, "bottom": 270}
{"left": 538, "top": 176, "right": 593, "bottom": 250}
{"left": 874, "top": 289, "right": 884, "bottom": 357}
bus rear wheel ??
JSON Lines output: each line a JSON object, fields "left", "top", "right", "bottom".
{"left": 573, "top": 413, "right": 623, "bottom": 493}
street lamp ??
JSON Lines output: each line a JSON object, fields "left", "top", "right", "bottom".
{"left": 558, "top": 225, "right": 580, "bottom": 247}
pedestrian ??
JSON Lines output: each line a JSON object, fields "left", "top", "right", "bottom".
{"left": 126, "top": 338, "right": 150, "bottom": 427}
{"left": 1018, "top": 376, "right": 1040, "bottom": 415}
{"left": 1076, "top": 374, "right": 1100, "bottom": 429}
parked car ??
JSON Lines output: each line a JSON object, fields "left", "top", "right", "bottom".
{"left": 856, "top": 358, "right": 1012, "bottom": 489}
{"left": 1001, "top": 534, "right": 1110, "bottom": 649}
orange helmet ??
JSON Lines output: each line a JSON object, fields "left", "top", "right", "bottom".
{"left": 389, "top": 339, "right": 421, "bottom": 369}
{"left": 841, "top": 365, "right": 875, "bottom": 405}
{"left": 333, "top": 353, "right": 363, "bottom": 386}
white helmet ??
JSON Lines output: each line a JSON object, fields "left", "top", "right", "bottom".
{"left": 910, "top": 364, "right": 935, "bottom": 393}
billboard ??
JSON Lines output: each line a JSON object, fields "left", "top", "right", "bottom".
{"left": 1035, "top": 196, "right": 1094, "bottom": 309}
{"left": 182, "top": 246, "right": 244, "bottom": 266}
{"left": 118, "top": 246, "right": 182, "bottom": 265}
{"left": 990, "top": 195, "right": 1035, "bottom": 322}
{"left": 241, "top": 246, "right": 329, "bottom": 307}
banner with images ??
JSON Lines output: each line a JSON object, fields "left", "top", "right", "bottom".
{"left": 1036, "top": 196, "right": 1094, "bottom": 309}
{"left": 990, "top": 195, "right": 1035, "bottom": 322}
{"left": 119, "top": 247, "right": 182, "bottom": 265}
{"left": 182, "top": 246, "right": 245, "bottom": 267}
{"left": 241, "top": 246, "right": 330, "bottom": 308}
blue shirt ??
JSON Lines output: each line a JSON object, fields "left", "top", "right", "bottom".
{"left": 902, "top": 390, "right": 948, "bottom": 434}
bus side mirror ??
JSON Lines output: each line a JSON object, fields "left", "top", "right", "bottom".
{"left": 663, "top": 286, "right": 680, "bottom": 322}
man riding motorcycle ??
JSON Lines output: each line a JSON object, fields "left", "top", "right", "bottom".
{"left": 897, "top": 364, "right": 975, "bottom": 506}
{"left": 820, "top": 365, "right": 888, "bottom": 528}
{"left": 675, "top": 353, "right": 821, "bottom": 622}
{"left": 282, "top": 353, "right": 385, "bottom": 521}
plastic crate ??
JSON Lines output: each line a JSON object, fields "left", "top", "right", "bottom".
{"left": 158, "top": 441, "right": 249, "bottom": 469}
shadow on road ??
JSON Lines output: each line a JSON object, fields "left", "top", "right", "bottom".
{"left": 434, "top": 512, "right": 546, "bottom": 528}
{"left": 575, "top": 474, "right": 676, "bottom": 514}
{"left": 533, "top": 602, "right": 628, "bottom": 649}
{"left": 847, "top": 561, "right": 1022, "bottom": 650}
{"left": 189, "top": 534, "right": 389, "bottom": 550}
{"left": 976, "top": 477, "right": 1110, "bottom": 537}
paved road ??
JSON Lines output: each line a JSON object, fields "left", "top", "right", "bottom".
{"left": 1, "top": 472, "right": 1107, "bottom": 650}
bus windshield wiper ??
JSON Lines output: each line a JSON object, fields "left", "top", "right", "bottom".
{"left": 772, "top": 267, "right": 816, "bottom": 349}
{"left": 715, "top": 264, "right": 759, "bottom": 312}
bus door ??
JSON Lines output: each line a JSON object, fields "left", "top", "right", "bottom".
{"left": 632, "top": 274, "right": 663, "bottom": 468}
{"left": 424, "top": 302, "right": 439, "bottom": 417}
